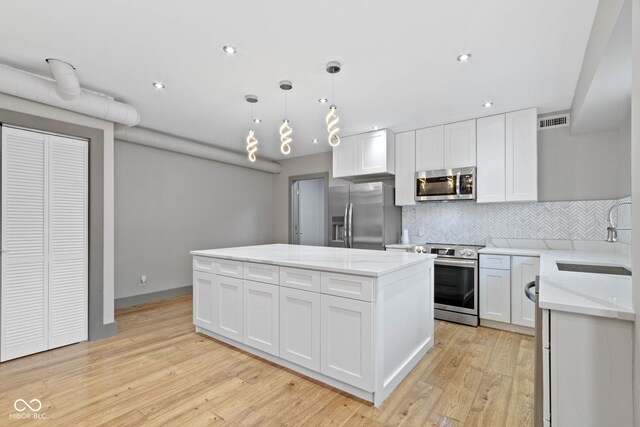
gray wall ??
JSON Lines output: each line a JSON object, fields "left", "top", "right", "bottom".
{"left": 538, "top": 125, "right": 631, "bottom": 201}
{"left": 114, "top": 140, "right": 274, "bottom": 299}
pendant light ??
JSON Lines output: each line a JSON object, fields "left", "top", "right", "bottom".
{"left": 279, "top": 80, "right": 293, "bottom": 155}
{"left": 245, "top": 94, "right": 259, "bottom": 162}
{"left": 325, "top": 61, "right": 341, "bottom": 147}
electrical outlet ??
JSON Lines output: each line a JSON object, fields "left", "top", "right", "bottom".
{"left": 139, "top": 275, "right": 147, "bottom": 287}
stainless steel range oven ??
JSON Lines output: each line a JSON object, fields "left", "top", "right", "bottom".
{"left": 413, "top": 243, "right": 482, "bottom": 326}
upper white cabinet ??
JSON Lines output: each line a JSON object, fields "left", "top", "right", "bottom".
{"left": 333, "top": 130, "right": 394, "bottom": 178}
{"left": 394, "top": 131, "right": 416, "bottom": 206}
{"left": 477, "top": 108, "right": 537, "bottom": 203}
{"left": 415, "top": 125, "right": 444, "bottom": 171}
{"left": 444, "top": 120, "right": 476, "bottom": 169}
{"left": 505, "top": 108, "right": 537, "bottom": 201}
{"left": 415, "top": 120, "right": 476, "bottom": 172}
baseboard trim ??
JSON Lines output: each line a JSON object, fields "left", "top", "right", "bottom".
{"left": 89, "top": 321, "right": 117, "bottom": 341}
{"left": 115, "top": 285, "right": 192, "bottom": 309}
{"left": 480, "top": 319, "right": 534, "bottom": 336}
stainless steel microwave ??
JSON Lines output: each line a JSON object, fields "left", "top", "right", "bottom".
{"left": 415, "top": 167, "right": 476, "bottom": 201}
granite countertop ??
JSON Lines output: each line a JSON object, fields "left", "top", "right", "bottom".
{"left": 191, "top": 244, "right": 436, "bottom": 277}
{"left": 479, "top": 247, "right": 633, "bottom": 321}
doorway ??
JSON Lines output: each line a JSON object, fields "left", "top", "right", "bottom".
{"left": 290, "top": 174, "right": 328, "bottom": 246}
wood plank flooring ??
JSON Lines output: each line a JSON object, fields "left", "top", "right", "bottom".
{"left": 0, "top": 295, "right": 534, "bottom": 426}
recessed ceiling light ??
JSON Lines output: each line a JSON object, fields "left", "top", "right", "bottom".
{"left": 483, "top": 101, "right": 494, "bottom": 108}
{"left": 223, "top": 45, "right": 237, "bottom": 55}
{"left": 373, "top": 126, "right": 379, "bottom": 130}
{"left": 152, "top": 82, "right": 165, "bottom": 89}
{"left": 318, "top": 98, "right": 328, "bottom": 104}
{"left": 313, "top": 138, "right": 319, "bottom": 144}
{"left": 253, "top": 118, "right": 262, "bottom": 124}
{"left": 457, "top": 53, "right": 472, "bottom": 62}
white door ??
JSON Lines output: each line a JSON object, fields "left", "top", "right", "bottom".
{"left": 279, "top": 287, "right": 321, "bottom": 371}
{"left": 320, "top": 294, "right": 373, "bottom": 391}
{"left": 47, "top": 135, "right": 88, "bottom": 349}
{"left": 505, "top": 108, "right": 537, "bottom": 201}
{"left": 243, "top": 280, "right": 280, "bottom": 356}
{"left": 444, "top": 119, "right": 476, "bottom": 169}
{"left": 479, "top": 268, "right": 511, "bottom": 323}
{"left": 415, "top": 126, "right": 444, "bottom": 171}
{"left": 292, "top": 178, "right": 325, "bottom": 246}
{"left": 213, "top": 275, "right": 243, "bottom": 341}
{"left": 511, "top": 256, "right": 540, "bottom": 328}
{"left": 332, "top": 135, "right": 357, "bottom": 178}
{"left": 476, "top": 114, "right": 506, "bottom": 203}
{"left": 357, "top": 130, "right": 388, "bottom": 175}
{"left": 1, "top": 127, "right": 47, "bottom": 361}
{"left": 193, "top": 271, "right": 216, "bottom": 329}
{"left": 394, "top": 131, "right": 416, "bottom": 206}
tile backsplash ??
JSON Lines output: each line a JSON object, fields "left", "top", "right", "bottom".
{"left": 402, "top": 197, "right": 632, "bottom": 246}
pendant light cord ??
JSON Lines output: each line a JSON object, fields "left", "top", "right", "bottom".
{"left": 284, "top": 91, "right": 288, "bottom": 120}
{"left": 332, "top": 73, "right": 335, "bottom": 105}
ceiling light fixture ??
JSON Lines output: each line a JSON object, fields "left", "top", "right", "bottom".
{"left": 325, "top": 61, "right": 341, "bottom": 147}
{"left": 152, "top": 82, "right": 165, "bottom": 89}
{"left": 253, "top": 118, "right": 262, "bottom": 124}
{"left": 373, "top": 126, "right": 379, "bottom": 130}
{"left": 279, "top": 80, "right": 293, "bottom": 155}
{"left": 313, "top": 138, "right": 319, "bottom": 144}
{"left": 318, "top": 98, "right": 328, "bottom": 104}
{"left": 483, "top": 101, "right": 494, "bottom": 108}
{"left": 245, "top": 94, "right": 259, "bottom": 162}
{"left": 456, "top": 53, "right": 472, "bottom": 62}
{"left": 223, "top": 45, "right": 237, "bottom": 55}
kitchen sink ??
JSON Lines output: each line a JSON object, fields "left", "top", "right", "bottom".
{"left": 556, "top": 262, "right": 632, "bottom": 276}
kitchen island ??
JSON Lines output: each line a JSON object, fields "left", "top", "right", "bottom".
{"left": 190, "top": 244, "right": 435, "bottom": 406}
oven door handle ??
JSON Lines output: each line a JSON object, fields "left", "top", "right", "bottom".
{"left": 434, "top": 258, "right": 477, "bottom": 267}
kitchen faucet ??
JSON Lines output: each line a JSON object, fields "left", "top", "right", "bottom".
{"left": 606, "top": 200, "right": 632, "bottom": 242}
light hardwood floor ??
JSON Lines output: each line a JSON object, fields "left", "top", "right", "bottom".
{"left": 0, "top": 295, "right": 534, "bottom": 426}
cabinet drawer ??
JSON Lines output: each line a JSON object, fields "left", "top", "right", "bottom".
{"left": 321, "top": 272, "right": 373, "bottom": 302}
{"left": 479, "top": 254, "right": 511, "bottom": 270}
{"left": 244, "top": 262, "right": 279, "bottom": 285}
{"left": 193, "top": 256, "right": 243, "bottom": 278}
{"left": 280, "top": 267, "right": 321, "bottom": 292}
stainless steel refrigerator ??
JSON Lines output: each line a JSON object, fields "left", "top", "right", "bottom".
{"left": 328, "top": 182, "right": 401, "bottom": 250}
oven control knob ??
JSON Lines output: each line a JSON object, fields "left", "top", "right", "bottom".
{"left": 461, "top": 249, "right": 475, "bottom": 258}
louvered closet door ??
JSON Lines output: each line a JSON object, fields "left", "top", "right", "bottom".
{"left": 47, "top": 135, "right": 87, "bottom": 348}
{"left": 1, "top": 127, "right": 47, "bottom": 361}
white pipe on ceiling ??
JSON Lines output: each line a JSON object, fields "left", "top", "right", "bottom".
{"left": 114, "top": 125, "right": 282, "bottom": 174}
{"left": 0, "top": 63, "right": 140, "bottom": 126}
{"left": 46, "top": 58, "right": 81, "bottom": 100}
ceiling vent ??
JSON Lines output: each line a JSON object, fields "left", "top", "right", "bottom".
{"left": 538, "top": 112, "right": 570, "bottom": 130}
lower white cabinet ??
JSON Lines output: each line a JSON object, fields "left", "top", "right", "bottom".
{"left": 193, "top": 271, "right": 216, "bottom": 329}
{"left": 320, "top": 294, "right": 373, "bottom": 391}
{"left": 510, "top": 256, "right": 539, "bottom": 328}
{"left": 213, "top": 275, "right": 243, "bottom": 341}
{"left": 243, "top": 280, "right": 279, "bottom": 356}
{"left": 479, "top": 268, "right": 511, "bottom": 322}
{"left": 279, "top": 287, "right": 321, "bottom": 371}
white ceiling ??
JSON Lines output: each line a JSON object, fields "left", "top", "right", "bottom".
{"left": 0, "top": 0, "right": 599, "bottom": 160}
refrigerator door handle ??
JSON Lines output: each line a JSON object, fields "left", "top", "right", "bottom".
{"left": 343, "top": 202, "right": 349, "bottom": 248}
{"left": 347, "top": 202, "right": 353, "bottom": 248}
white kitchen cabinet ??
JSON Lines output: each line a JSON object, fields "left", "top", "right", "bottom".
{"left": 479, "top": 268, "right": 511, "bottom": 323}
{"left": 279, "top": 287, "right": 321, "bottom": 371}
{"left": 213, "top": 275, "right": 243, "bottom": 341}
{"left": 394, "top": 130, "right": 416, "bottom": 206}
{"left": 321, "top": 294, "right": 373, "bottom": 391}
{"left": 505, "top": 108, "right": 537, "bottom": 201}
{"left": 476, "top": 114, "right": 506, "bottom": 203}
{"left": 333, "top": 130, "right": 394, "bottom": 178}
{"left": 415, "top": 125, "right": 444, "bottom": 171}
{"left": 193, "top": 271, "right": 216, "bottom": 329}
{"left": 548, "top": 310, "right": 633, "bottom": 427}
{"left": 444, "top": 119, "right": 476, "bottom": 169}
{"left": 510, "top": 256, "right": 539, "bottom": 328}
{"left": 243, "top": 280, "right": 279, "bottom": 356}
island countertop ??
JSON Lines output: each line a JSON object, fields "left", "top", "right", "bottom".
{"left": 191, "top": 243, "right": 435, "bottom": 277}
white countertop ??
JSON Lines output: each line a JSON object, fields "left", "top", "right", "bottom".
{"left": 191, "top": 244, "right": 435, "bottom": 277}
{"left": 479, "top": 247, "right": 633, "bottom": 321}
{"left": 385, "top": 243, "right": 414, "bottom": 250}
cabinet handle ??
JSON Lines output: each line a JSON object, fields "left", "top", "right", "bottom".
{"left": 525, "top": 281, "right": 536, "bottom": 303}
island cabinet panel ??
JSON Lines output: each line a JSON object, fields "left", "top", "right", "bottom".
{"left": 321, "top": 272, "right": 374, "bottom": 302}
{"left": 244, "top": 262, "right": 279, "bottom": 285}
{"left": 193, "top": 256, "right": 243, "bottom": 278}
{"left": 243, "top": 280, "right": 279, "bottom": 356}
{"left": 280, "top": 267, "right": 321, "bottom": 293}
{"left": 193, "top": 272, "right": 216, "bottom": 329}
{"left": 320, "top": 294, "right": 374, "bottom": 391}
{"left": 279, "top": 287, "right": 321, "bottom": 371}
{"left": 213, "top": 275, "right": 243, "bottom": 341}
